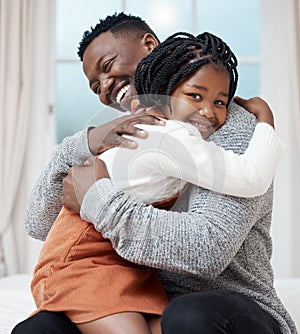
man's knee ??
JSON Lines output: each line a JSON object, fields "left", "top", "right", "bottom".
{"left": 161, "top": 294, "right": 217, "bottom": 334}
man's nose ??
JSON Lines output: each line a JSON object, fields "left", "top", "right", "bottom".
{"left": 99, "top": 76, "right": 114, "bottom": 105}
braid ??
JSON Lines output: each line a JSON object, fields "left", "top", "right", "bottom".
{"left": 135, "top": 31, "right": 238, "bottom": 108}
{"left": 199, "top": 32, "right": 238, "bottom": 100}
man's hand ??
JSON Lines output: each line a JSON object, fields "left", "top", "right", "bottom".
{"left": 234, "top": 96, "right": 275, "bottom": 128}
{"left": 61, "top": 158, "right": 110, "bottom": 213}
{"left": 88, "top": 113, "right": 165, "bottom": 156}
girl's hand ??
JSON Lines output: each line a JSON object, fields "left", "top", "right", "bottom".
{"left": 234, "top": 96, "right": 275, "bottom": 128}
{"left": 88, "top": 113, "right": 165, "bottom": 155}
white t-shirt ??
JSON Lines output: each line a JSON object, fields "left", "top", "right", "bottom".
{"left": 100, "top": 120, "right": 285, "bottom": 204}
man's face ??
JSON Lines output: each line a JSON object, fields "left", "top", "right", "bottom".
{"left": 83, "top": 30, "right": 157, "bottom": 111}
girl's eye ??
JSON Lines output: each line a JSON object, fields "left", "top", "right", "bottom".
{"left": 189, "top": 93, "right": 201, "bottom": 100}
{"left": 215, "top": 100, "right": 226, "bottom": 106}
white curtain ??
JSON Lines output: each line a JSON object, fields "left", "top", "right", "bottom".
{"left": 0, "top": 0, "right": 55, "bottom": 275}
{"left": 261, "top": 0, "right": 300, "bottom": 278}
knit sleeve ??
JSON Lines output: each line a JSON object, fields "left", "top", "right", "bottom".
{"left": 25, "top": 128, "right": 93, "bottom": 241}
{"left": 80, "top": 178, "right": 266, "bottom": 278}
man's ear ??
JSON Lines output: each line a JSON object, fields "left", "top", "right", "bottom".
{"left": 142, "top": 33, "right": 159, "bottom": 52}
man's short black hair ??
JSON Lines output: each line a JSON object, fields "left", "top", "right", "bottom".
{"left": 77, "top": 12, "right": 160, "bottom": 61}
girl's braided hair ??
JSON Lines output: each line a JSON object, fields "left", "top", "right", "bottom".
{"left": 135, "top": 32, "right": 238, "bottom": 108}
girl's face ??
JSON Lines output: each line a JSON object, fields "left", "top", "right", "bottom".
{"left": 168, "top": 64, "right": 230, "bottom": 139}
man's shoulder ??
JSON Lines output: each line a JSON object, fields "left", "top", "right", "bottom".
{"left": 226, "top": 101, "right": 257, "bottom": 129}
{"left": 208, "top": 102, "right": 258, "bottom": 154}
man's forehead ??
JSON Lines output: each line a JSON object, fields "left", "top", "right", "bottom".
{"left": 90, "top": 31, "right": 117, "bottom": 50}
{"left": 86, "top": 31, "right": 131, "bottom": 59}
{"left": 84, "top": 31, "right": 143, "bottom": 66}
{"left": 83, "top": 33, "right": 115, "bottom": 63}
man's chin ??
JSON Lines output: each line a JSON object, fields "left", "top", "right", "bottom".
{"left": 119, "top": 96, "right": 134, "bottom": 112}
{"left": 107, "top": 100, "right": 130, "bottom": 112}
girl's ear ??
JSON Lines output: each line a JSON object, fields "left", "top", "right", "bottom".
{"left": 142, "top": 33, "right": 159, "bottom": 52}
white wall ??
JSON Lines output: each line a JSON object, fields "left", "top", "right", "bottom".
{"left": 261, "top": 0, "right": 300, "bottom": 278}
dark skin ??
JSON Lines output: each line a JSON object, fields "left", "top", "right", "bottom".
{"left": 88, "top": 112, "right": 165, "bottom": 155}
{"left": 84, "top": 31, "right": 162, "bottom": 154}
{"left": 62, "top": 158, "right": 108, "bottom": 213}
{"left": 82, "top": 30, "right": 159, "bottom": 110}
{"left": 62, "top": 96, "right": 275, "bottom": 213}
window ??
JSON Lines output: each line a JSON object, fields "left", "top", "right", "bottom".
{"left": 55, "top": 0, "right": 260, "bottom": 143}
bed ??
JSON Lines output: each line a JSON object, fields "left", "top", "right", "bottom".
{"left": 0, "top": 274, "right": 35, "bottom": 334}
{"left": 0, "top": 275, "right": 299, "bottom": 333}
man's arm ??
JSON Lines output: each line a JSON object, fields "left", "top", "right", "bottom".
{"left": 78, "top": 101, "right": 271, "bottom": 276}
{"left": 25, "top": 129, "right": 92, "bottom": 240}
{"left": 80, "top": 177, "right": 268, "bottom": 278}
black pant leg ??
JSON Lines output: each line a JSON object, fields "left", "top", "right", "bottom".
{"left": 161, "top": 290, "right": 281, "bottom": 334}
{"left": 11, "top": 311, "right": 81, "bottom": 334}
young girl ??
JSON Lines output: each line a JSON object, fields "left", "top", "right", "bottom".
{"left": 30, "top": 32, "right": 285, "bottom": 334}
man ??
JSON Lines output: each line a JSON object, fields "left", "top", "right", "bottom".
{"left": 23, "top": 13, "right": 163, "bottom": 242}
{"left": 13, "top": 12, "right": 296, "bottom": 334}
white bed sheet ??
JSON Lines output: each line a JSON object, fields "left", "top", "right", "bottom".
{"left": 0, "top": 275, "right": 299, "bottom": 333}
{"left": 0, "top": 274, "right": 35, "bottom": 334}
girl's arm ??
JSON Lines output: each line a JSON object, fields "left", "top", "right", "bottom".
{"left": 61, "top": 110, "right": 285, "bottom": 212}
{"left": 101, "top": 96, "right": 284, "bottom": 201}
{"left": 142, "top": 120, "right": 285, "bottom": 198}
{"left": 143, "top": 96, "right": 284, "bottom": 198}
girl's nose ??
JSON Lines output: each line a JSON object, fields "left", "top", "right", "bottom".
{"left": 198, "top": 104, "right": 214, "bottom": 118}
